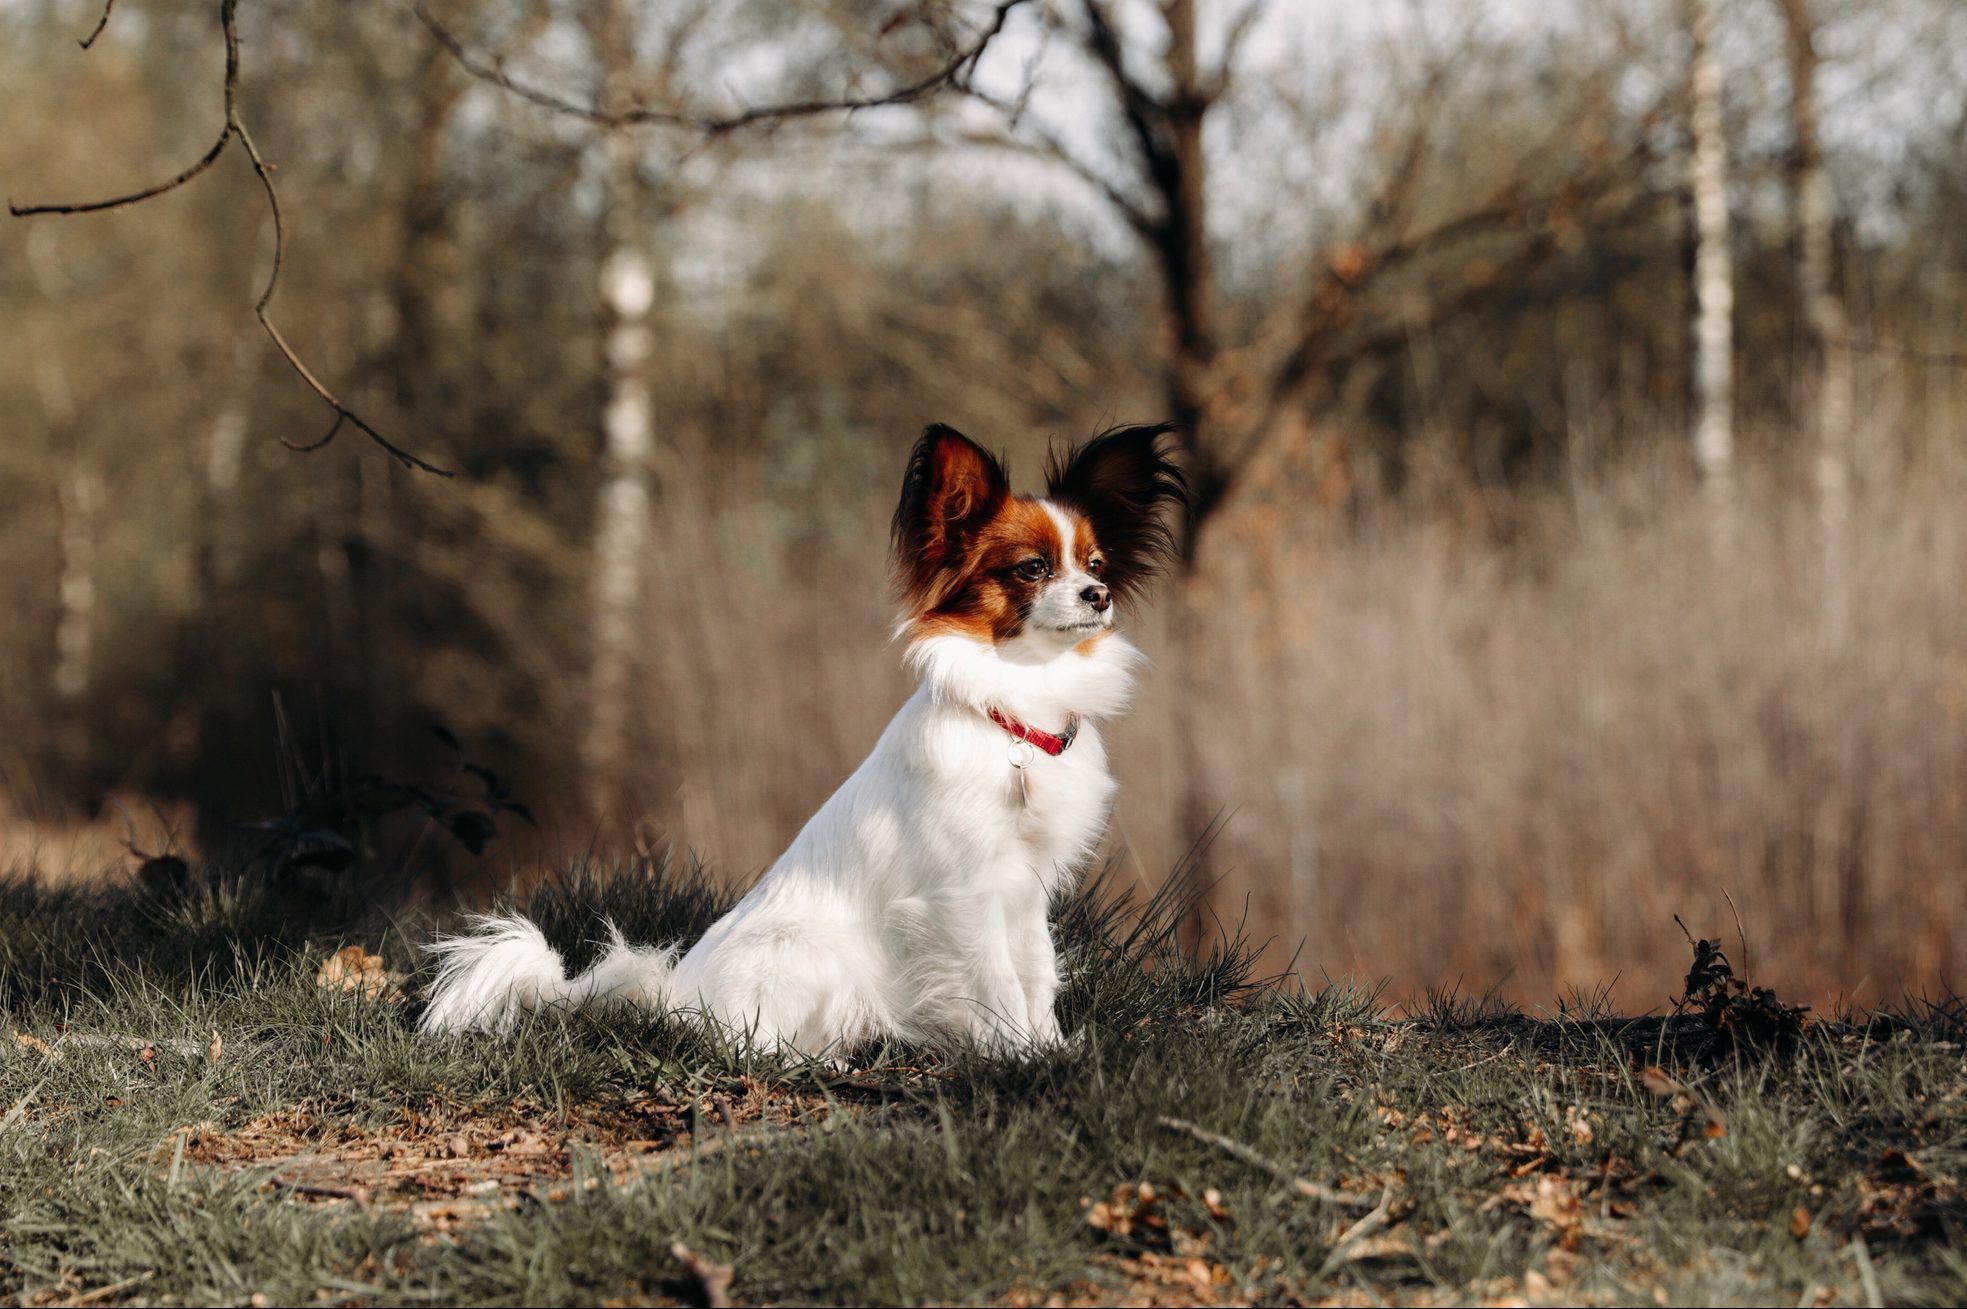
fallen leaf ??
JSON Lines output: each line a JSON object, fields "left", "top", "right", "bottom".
{"left": 1790, "top": 1206, "right": 1811, "bottom": 1240}
{"left": 10, "top": 1031, "right": 60, "bottom": 1061}
{"left": 1528, "top": 1176, "right": 1581, "bottom": 1232}
{"left": 315, "top": 945, "right": 405, "bottom": 1003}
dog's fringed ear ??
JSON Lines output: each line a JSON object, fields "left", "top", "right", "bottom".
{"left": 893, "top": 424, "right": 1011, "bottom": 606}
{"left": 1045, "top": 423, "right": 1187, "bottom": 602}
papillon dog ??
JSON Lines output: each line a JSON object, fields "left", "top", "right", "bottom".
{"left": 420, "top": 422, "right": 1185, "bottom": 1054}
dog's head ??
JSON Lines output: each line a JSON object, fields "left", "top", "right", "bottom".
{"left": 892, "top": 423, "right": 1186, "bottom": 654}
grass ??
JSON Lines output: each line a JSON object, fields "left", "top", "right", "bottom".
{"left": 1, "top": 857, "right": 1964, "bottom": 1307}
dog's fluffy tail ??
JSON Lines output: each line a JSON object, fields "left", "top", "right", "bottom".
{"left": 419, "top": 913, "right": 676, "bottom": 1035}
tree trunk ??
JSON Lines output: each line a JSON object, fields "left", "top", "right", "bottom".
{"left": 582, "top": 5, "right": 657, "bottom": 831}
{"left": 53, "top": 469, "right": 102, "bottom": 779}
{"left": 1686, "top": 0, "right": 1734, "bottom": 503}
{"left": 194, "top": 327, "right": 263, "bottom": 598}
{"left": 1781, "top": 0, "right": 1853, "bottom": 644}
{"left": 357, "top": 46, "right": 466, "bottom": 775}
{"left": 1159, "top": 0, "right": 1219, "bottom": 516}
{"left": 1148, "top": 0, "right": 1228, "bottom": 952}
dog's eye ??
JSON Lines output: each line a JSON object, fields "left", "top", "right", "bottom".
{"left": 1014, "top": 557, "right": 1050, "bottom": 582}
{"left": 1087, "top": 557, "right": 1105, "bottom": 577}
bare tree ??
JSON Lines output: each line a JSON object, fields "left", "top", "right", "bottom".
{"left": 964, "top": 0, "right": 1658, "bottom": 942}
{"left": 14, "top": 0, "right": 1029, "bottom": 482}
{"left": 581, "top": 0, "right": 664, "bottom": 828}
{"left": 53, "top": 470, "right": 101, "bottom": 707}
{"left": 404, "top": 0, "right": 1034, "bottom": 828}
{"left": 52, "top": 467, "right": 102, "bottom": 776}
{"left": 1687, "top": 0, "right": 1735, "bottom": 500}
{"left": 1780, "top": 0, "right": 1852, "bottom": 640}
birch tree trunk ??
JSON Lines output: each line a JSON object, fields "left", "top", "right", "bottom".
{"left": 1687, "top": 0, "right": 1735, "bottom": 502}
{"left": 53, "top": 469, "right": 103, "bottom": 774}
{"left": 1781, "top": 0, "right": 1854, "bottom": 643}
{"left": 195, "top": 328, "right": 263, "bottom": 597}
{"left": 581, "top": 34, "right": 658, "bottom": 829}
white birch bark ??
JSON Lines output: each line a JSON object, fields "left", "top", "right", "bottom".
{"left": 1782, "top": 0, "right": 1854, "bottom": 642}
{"left": 1687, "top": 0, "right": 1735, "bottom": 501}
{"left": 582, "top": 122, "right": 657, "bottom": 827}
{"left": 197, "top": 328, "right": 264, "bottom": 593}
{"left": 54, "top": 470, "right": 102, "bottom": 705}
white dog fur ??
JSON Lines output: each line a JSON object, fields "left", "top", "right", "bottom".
{"left": 420, "top": 424, "right": 1181, "bottom": 1056}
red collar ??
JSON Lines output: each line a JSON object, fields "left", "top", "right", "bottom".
{"left": 987, "top": 707, "right": 1081, "bottom": 756}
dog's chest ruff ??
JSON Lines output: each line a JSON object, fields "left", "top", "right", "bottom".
{"left": 899, "top": 631, "right": 1137, "bottom": 886}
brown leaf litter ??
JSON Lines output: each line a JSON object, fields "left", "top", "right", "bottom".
{"left": 165, "top": 1079, "right": 841, "bottom": 1232}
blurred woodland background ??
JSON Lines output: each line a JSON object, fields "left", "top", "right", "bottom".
{"left": 3, "top": 0, "right": 1966, "bottom": 1009}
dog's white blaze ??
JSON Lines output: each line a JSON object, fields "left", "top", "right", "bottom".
{"left": 1022, "top": 499, "right": 1111, "bottom": 647}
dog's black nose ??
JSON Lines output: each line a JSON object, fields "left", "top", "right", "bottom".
{"left": 1081, "top": 583, "right": 1110, "bottom": 613}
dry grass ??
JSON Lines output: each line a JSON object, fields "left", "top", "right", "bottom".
{"left": 601, "top": 413, "right": 1967, "bottom": 1013}
{"left": 0, "top": 793, "right": 196, "bottom": 886}
{"left": 1134, "top": 437, "right": 1967, "bottom": 1011}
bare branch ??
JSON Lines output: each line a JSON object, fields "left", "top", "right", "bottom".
{"left": 1082, "top": 0, "right": 1176, "bottom": 216}
{"left": 10, "top": 0, "right": 453, "bottom": 476}
{"left": 9, "top": 130, "right": 231, "bottom": 216}
{"left": 78, "top": 0, "right": 117, "bottom": 50}
{"left": 1203, "top": 0, "right": 1271, "bottom": 103}
{"left": 1156, "top": 1116, "right": 1379, "bottom": 1207}
{"left": 953, "top": 90, "right": 1158, "bottom": 237}
{"left": 410, "top": 0, "right": 1030, "bottom": 135}
{"left": 1829, "top": 335, "right": 1967, "bottom": 367}
{"left": 1229, "top": 168, "right": 1665, "bottom": 478}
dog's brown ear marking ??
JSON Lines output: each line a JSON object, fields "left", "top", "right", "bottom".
{"left": 894, "top": 424, "right": 1011, "bottom": 606}
{"left": 1045, "top": 423, "right": 1187, "bottom": 601}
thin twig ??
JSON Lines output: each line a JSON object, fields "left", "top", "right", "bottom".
{"left": 1313, "top": 1182, "right": 1397, "bottom": 1277}
{"left": 10, "top": 0, "right": 452, "bottom": 475}
{"left": 1155, "top": 1116, "right": 1378, "bottom": 1208}
{"left": 8, "top": 130, "right": 231, "bottom": 216}
{"left": 269, "top": 1174, "right": 372, "bottom": 1208}
{"left": 1851, "top": 1235, "right": 1885, "bottom": 1309}
{"left": 54, "top": 1270, "right": 154, "bottom": 1308}
{"left": 411, "top": 0, "right": 1028, "bottom": 135}
{"left": 53, "top": 1033, "right": 207, "bottom": 1057}
{"left": 1831, "top": 335, "right": 1967, "bottom": 368}
{"left": 1721, "top": 887, "right": 1750, "bottom": 987}
{"left": 78, "top": 0, "right": 117, "bottom": 49}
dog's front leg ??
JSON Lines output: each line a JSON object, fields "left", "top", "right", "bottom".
{"left": 958, "top": 894, "right": 1037, "bottom": 1049}
{"left": 1010, "top": 895, "right": 1063, "bottom": 1046}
